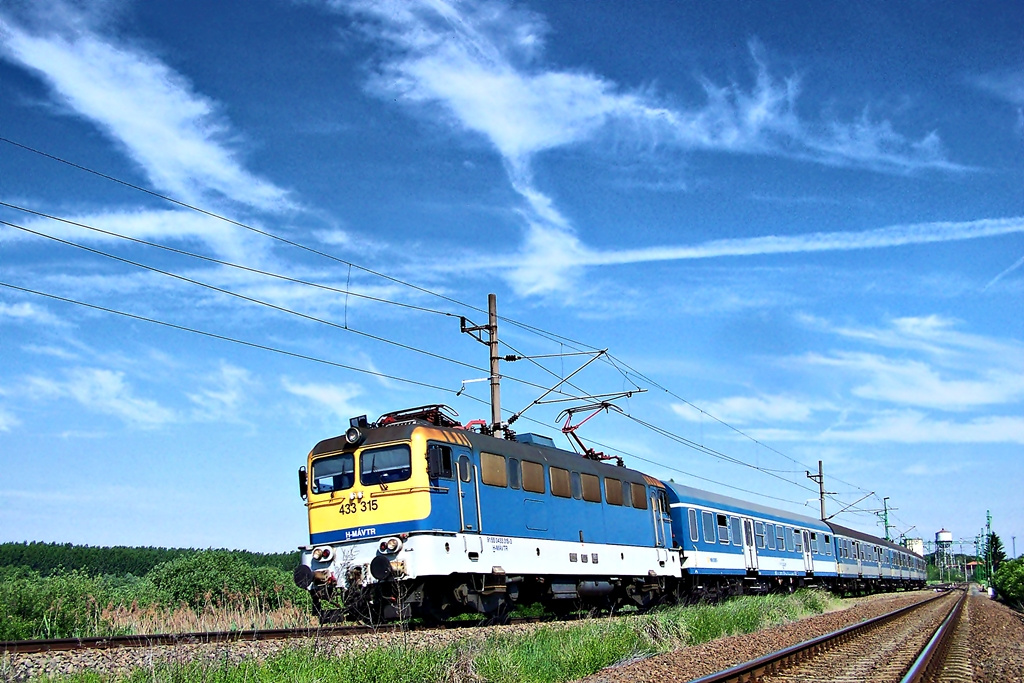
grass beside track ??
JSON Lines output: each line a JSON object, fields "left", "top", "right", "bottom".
{"left": 20, "top": 590, "right": 839, "bottom": 683}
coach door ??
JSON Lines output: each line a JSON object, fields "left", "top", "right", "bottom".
{"left": 801, "top": 530, "right": 813, "bottom": 573}
{"left": 456, "top": 452, "right": 480, "bottom": 533}
{"left": 742, "top": 518, "right": 758, "bottom": 571}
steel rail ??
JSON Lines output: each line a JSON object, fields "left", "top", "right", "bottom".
{"left": 0, "top": 616, "right": 546, "bottom": 655}
{"left": 686, "top": 590, "right": 958, "bottom": 683}
{"left": 899, "top": 588, "right": 968, "bottom": 683}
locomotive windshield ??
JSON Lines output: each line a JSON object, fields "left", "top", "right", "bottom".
{"left": 310, "top": 453, "right": 355, "bottom": 493}
{"left": 360, "top": 444, "right": 412, "bottom": 486}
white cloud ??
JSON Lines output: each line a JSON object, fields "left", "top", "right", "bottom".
{"left": 26, "top": 368, "right": 175, "bottom": 427}
{"left": 0, "top": 4, "right": 291, "bottom": 211}
{"left": 672, "top": 394, "right": 820, "bottom": 425}
{"left": 2, "top": 207, "right": 266, "bottom": 264}
{"left": 281, "top": 377, "right": 365, "bottom": 422}
{"left": 188, "top": 363, "right": 257, "bottom": 421}
{"left": 0, "top": 408, "right": 20, "bottom": 432}
{"left": 331, "top": 0, "right": 965, "bottom": 296}
{"left": 0, "top": 300, "right": 63, "bottom": 326}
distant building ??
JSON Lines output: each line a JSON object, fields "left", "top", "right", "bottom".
{"left": 905, "top": 538, "right": 925, "bottom": 556}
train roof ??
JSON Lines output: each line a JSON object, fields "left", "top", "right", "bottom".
{"left": 825, "top": 521, "right": 924, "bottom": 559}
{"left": 663, "top": 481, "right": 831, "bottom": 532}
{"left": 309, "top": 416, "right": 660, "bottom": 486}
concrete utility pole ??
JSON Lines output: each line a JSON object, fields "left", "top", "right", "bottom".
{"left": 805, "top": 460, "right": 835, "bottom": 521}
{"left": 460, "top": 293, "right": 504, "bottom": 438}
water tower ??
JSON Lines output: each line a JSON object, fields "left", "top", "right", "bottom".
{"left": 936, "top": 529, "right": 953, "bottom": 578}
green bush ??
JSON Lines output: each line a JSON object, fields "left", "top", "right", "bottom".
{"left": 146, "top": 550, "right": 307, "bottom": 611}
{"left": 993, "top": 557, "right": 1024, "bottom": 611}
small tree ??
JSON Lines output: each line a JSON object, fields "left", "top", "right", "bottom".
{"left": 993, "top": 558, "right": 1024, "bottom": 611}
{"left": 988, "top": 533, "right": 1007, "bottom": 571}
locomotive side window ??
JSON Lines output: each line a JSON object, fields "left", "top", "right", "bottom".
{"left": 702, "top": 511, "right": 716, "bottom": 543}
{"left": 481, "top": 452, "right": 507, "bottom": 487}
{"left": 730, "top": 516, "right": 742, "bottom": 546}
{"left": 359, "top": 445, "right": 411, "bottom": 486}
{"left": 621, "top": 480, "right": 632, "bottom": 507}
{"left": 581, "top": 473, "right": 601, "bottom": 502}
{"left": 605, "top": 477, "right": 623, "bottom": 505}
{"left": 716, "top": 514, "right": 729, "bottom": 544}
{"left": 426, "top": 444, "right": 453, "bottom": 479}
{"left": 570, "top": 472, "right": 583, "bottom": 499}
{"left": 550, "top": 467, "right": 571, "bottom": 498}
{"left": 508, "top": 458, "right": 521, "bottom": 489}
{"left": 522, "top": 461, "right": 545, "bottom": 494}
{"left": 310, "top": 453, "right": 354, "bottom": 494}
{"left": 766, "top": 523, "right": 776, "bottom": 550}
{"left": 688, "top": 508, "right": 699, "bottom": 542}
{"left": 754, "top": 521, "right": 766, "bottom": 549}
{"left": 458, "top": 455, "right": 472, "bottom": 483}
{"left": 630, "top": 483, "right": 648, "bottom": 509}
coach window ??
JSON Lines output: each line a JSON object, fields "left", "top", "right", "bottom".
{"left": 630, "top": 482, "right": 648, "bottom": 509}
{"left": 481, "top": 452, "right": 507, "bottom": 487}
{"left": 786, "top": 528, "right": 796, "bottom": 552}
{"left": 702, "top": 511, "right": 716, "bottom": 544}
{"left": 824, "top": 535, "right": 832, "bottom": 555}
{"left": 550, "top": 467, "right": 571, "bottom": 498}
{"left": 766, "top": 523, "right": 776, "bottom": 550}
{"left": 311, "top": 453, "right": 354, "bottom": 494}
{"left": 688, "top": 508, "right": 699, "bottom": 543}
{"left": 794, "top": 530, "right": 803, "bottom": 552}
{"left": 508, "top": 458, "right": 521, "bottom": 490}
{"left": 360, "top": 444, "right": 412, "bottom": 486}
{"left": 810, "top": 533, "right": 818, "bottom": 554}
{"left": 522, "top": 461, "right": 545, "bottom": 494}
{"left": 716, "top": 514, "right": 730, "bottom": 544}
{"left": 581, "top": 473, "right": 601, "bottom": 502}
{"left": 605, "top": 477, "right": 624, "bottom": 506}
{"left": 570, "top": 472, "right": 583, "bottom": 499}
{"left": 776, "top": 525, "right": 787, "bottom": 551}
{"left": 730, "top": 516, "right": 742, "bottom": 546}
{"left": 755, "top": 521, "right": 766, "bottom": 549}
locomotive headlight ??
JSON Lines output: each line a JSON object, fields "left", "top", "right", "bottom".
{"left": 344, "top": 426, "right": 365, "bottom": 446}
{"left": 379, "top": 537, "right": 403, "bottom": 554}
{"left": 312, "top": 546, "right": 334, "bottom": 562}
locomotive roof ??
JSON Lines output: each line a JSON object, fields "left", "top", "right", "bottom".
{"left": 826, "top": 521, "right": 923, "bottom": 559}
{"left": 663, "top": 481, "right": 831, "bottom": 532}
{"left": 309, "top": 419, "right": 659, "bottom": 485}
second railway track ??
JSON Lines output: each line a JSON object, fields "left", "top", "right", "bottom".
{"left": 690, "top": 588, "right": 967, "bottom": 683}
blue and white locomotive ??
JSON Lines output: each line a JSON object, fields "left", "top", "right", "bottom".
{"left": 292, "top": 406, "right": 925, "bottom": 621}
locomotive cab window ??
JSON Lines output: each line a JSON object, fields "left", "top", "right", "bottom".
{"left": 426, "top": 444, "right": 453, "bottom": 479}
{"left": 481, "top": 452, "right": 507, "bottom": 487}
{"left": 550, "top": 467, "right": 571, "bottom": 498}
{"left": 522, "top": 460, "right": 545, "bottom": 494}
{"left": 311, "top": 453, "right": 354, "bottom": 494}
{"left": 581, "top": 473, "right": 601, "bottom": 502}
{"left": 359, "top": 445, "right": 411, "bottom": 486}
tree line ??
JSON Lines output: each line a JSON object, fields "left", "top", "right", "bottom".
{"left": 0, "top": 541, "right": 300, "bottom": 576}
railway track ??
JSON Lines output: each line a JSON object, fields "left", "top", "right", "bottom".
{"left": 688, "top": 588, "right": 968, "bottom": 683}
{"left": 0, "top": 616, "right": 546, "bottom": 655}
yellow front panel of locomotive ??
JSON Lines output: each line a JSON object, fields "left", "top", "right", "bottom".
{"left": 307, "top": 432, "right": 437, "bottom": 539}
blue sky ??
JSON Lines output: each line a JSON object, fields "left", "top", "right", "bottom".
{"left": 1, "top": 0, "right": 1021, "bottom": 557}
